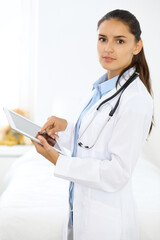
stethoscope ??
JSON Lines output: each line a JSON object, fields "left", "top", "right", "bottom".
{"left": 78, "top": 71, "right": 139, "bottom": 149}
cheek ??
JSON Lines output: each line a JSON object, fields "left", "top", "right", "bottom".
{"left": 97, "top": 44, "right": 101, "bottom": 56}
{"left": 117, "top": 47, "right": 133, "bottom": 63}
{"left": 97, "top": 42, "right": 104, "bottom": 54}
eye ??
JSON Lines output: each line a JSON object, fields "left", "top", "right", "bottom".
{"left": 98, "top": 37, "right": 106, "bottom": 42}
{"left": 117, "top": 39, "right": 124, "bottom": 44}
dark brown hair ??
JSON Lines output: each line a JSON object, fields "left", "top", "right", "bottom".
{"left": 97, "top": 9, "right": 154, "bottom": 135}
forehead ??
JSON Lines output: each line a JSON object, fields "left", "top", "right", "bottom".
{"left": 98, "top": 19, "right": 132, "bottom": 37}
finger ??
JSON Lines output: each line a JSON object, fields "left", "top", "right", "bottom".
{"left": 52, "top": 133, "right": 59, "bottom": 139}
{"left": 39, "top": 122, "right": 51, "bottom": 133}
{"left": 39, "top": 128, "right": 59, "bottom": 140}
{"left": 47, "top": 131, "right": 59, "bottom": 139}
{"left": 47, "top": 116, "right": 52, "bottom": 120}
{"left": 39, "top": 120, "right": 55, "bottom": 133}
{"left": 31, "top": 139, "right": 39, "bottom": 146}
{"left": 37, "top": 135, "right": 51, "bottom": 150}
{"left": 32, "top": 139, "right": 43, "bottom": 153}
{"left": 44, "top": 127, "right": 60, "bottom": 138}
{"left": 45, "top": 126, "right": 54, "bottom": 134}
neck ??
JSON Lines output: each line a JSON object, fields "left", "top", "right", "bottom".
{"left": 107, "top": 70, "right": 120, "bottom": 80}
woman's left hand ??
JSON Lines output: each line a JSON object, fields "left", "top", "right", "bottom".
{"left": 32, "top": 135, "right": 59, "bottom": 165}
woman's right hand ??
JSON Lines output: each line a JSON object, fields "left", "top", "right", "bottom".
{"left": 39, "top": 116, "right": 68, "bottom": 139}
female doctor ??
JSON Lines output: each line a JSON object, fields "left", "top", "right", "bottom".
{"left": 33, "top": 9, "right": 153, "bottom": 240}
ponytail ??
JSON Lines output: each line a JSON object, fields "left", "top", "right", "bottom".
{"left": 97, "top": 9, "right": 154, "bottom": 135}
{"left": 117, "top": 48, "right": 154, "bottom": 135}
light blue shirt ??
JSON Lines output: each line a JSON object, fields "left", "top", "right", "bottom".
{"left": 69, "top": 68, "right": 134, "bottom": 226}
{"left": 69, "top": 72, "right": 119, "bottom": 226}
{"left": 72, "top": 72, "right": 119, "bottom": 157}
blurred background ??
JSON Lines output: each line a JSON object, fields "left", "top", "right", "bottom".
{"left": 0, "top": 1, "right": 160, "bottom": 239}
{"left": 0, "top": 0, "right": 159, "bottom": 167}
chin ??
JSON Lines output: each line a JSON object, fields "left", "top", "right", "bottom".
{"left": 100, "top": 62, "right": 115, "bottom": 71}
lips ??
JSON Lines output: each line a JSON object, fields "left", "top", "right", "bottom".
{"left": 103, "top": 56, "right": 116, "bottom": 62}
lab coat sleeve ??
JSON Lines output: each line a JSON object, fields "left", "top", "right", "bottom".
{"left": 57, "top": 120, "right": 75, "bottom": 152}
{"left": 54, "top": 95, "right": 153, "bottom": 192}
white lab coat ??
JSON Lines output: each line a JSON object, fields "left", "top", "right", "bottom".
{"left": 54, "top": 69, "right": 153, "bottom": 240}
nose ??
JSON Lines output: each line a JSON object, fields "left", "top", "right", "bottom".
{"left": 104, "top": 41, "right": 114, "bottom": 53}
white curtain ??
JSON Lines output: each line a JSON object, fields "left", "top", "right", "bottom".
{"left": 0, "top": 0, "right": 38, "bottom": 127}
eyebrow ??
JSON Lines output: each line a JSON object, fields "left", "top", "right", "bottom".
{"left": 98, "top": 34, "right": 127, "bottom": 38}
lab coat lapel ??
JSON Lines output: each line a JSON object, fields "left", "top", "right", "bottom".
{"left": 78, "top": 87, "right": 118, "bottom": 138}
{"left": 78, "top": 69, "right": 136, "bottom": 136}
{"left": 82, "top": 68, "right": 136, "bottom": 115}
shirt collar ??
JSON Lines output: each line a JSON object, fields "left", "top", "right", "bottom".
{"left": 92, "top": 67, "right": 135, "bottom": 97}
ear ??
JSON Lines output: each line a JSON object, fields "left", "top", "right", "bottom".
{"left": 133, "top": 40, "right": 143, "bottom": 55}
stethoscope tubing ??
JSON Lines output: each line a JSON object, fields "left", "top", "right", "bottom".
{"left": 97, "top": 71, "right": 139, "bottom": 111}
{"left": 78, "top": 103, "right": 113, "bottom": 149}
{"left": 78, "top": 71, "right": 139, "bottom": 149}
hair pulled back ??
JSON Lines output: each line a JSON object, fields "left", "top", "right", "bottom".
{"left": 97, "top": 9, "right": 154, "bottom": 134}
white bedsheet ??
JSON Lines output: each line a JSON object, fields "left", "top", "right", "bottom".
{"left": 0, "top": 150, "right": 160, "bottom": 240}
{"left": 0, "top": 149, "right": 69, "bottom": 240}
{"left": 132, "top": 156, "right": 160, "bottom": 240}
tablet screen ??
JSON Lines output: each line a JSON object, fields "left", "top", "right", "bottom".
{"left": 10, "top": 110, "right": 40, "bottom": 138}
{"left": 9, "top": 110, "right": 62, "bottom": 152}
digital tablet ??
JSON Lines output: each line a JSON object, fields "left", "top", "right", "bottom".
{"left": 3, "top": 107, "right": 67, "bottom": 155}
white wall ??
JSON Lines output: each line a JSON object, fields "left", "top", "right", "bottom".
{"left": 0, "top": 0, "right": 39, "bottom": 126}
{"left": 0, "top": 0, "right": 21, "bottom": 126}
{"left": 34, "top": 0, "right": 160, "bottom": 167}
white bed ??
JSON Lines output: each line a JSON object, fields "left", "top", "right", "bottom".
{"left": 0, "top": 149, "right": 69, "bottom": 240}
{"left": 0, "top": 149, "right": 160, "bottom": 240}
{"left": 132, "top": 156, "right": 160, "bottom": 240}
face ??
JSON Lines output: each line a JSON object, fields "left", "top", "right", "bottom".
{"left": 97, "top": 19, "right": 142, "bottom": 79}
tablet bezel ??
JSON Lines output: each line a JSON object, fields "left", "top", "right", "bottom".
{"left": 3, "top": 107, "right": 66, "bottom": 155}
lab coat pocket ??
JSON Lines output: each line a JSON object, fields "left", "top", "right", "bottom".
{"left": 87, "top": 200, "right": 122, "bottom": 240}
